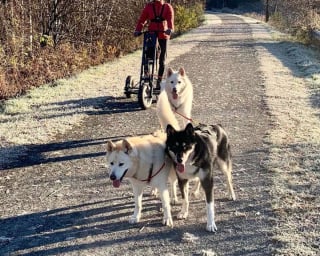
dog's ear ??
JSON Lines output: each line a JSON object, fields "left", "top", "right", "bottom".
{"left": 179, "top": 67, "right": 185, "bottom": 76}
{"left": 167, "top": 67, "right": 173, "bottom": 77}
{"left": 185, "top": 123, "right": 195, "bottom": 136}
{"left": 106, "top": 141, "right": 116, "bottom": 153}
{"left": 122, "top": 139, "right": 133, "bottom": 154}
{"left": 166, "top": 124, "right": 176, "bottom": 136}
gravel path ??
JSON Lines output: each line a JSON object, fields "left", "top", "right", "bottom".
{"left": 1, "top": 12, "right": 319, "bottom": 256}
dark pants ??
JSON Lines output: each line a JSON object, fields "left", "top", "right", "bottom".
{"left": 157, "top": 38, "right": 167, "bottom": 80}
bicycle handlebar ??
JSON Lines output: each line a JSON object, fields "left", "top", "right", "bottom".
{"left": 134, "top": 29, "right": 172, "bottom": 37}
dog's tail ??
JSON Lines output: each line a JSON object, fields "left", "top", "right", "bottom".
{"left": 156, "top": 89, "right": 180, "bottom": 131}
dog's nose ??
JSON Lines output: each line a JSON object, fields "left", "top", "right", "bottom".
{"left": 110, "top": 174, "right": 116, "bottom": 180}
{"left": 172, "top": 88, "right": 177, "bottom": 93}
{"left": 176, "top": 154, "right": 183, "bottom": 163}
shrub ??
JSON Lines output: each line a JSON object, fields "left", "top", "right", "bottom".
{"left": 0, "top": 1, "right": 205, "bottom": 100}
{"left": 175, "top": 3, "right": 205, "bottom": 35}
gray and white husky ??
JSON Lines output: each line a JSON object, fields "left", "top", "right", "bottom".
{"left": 166, "top": 123, "right": 236, "bottom": 232}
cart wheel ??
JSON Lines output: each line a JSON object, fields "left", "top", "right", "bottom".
{"left": 138, "top": 83, "right": 153, "bottom": 109}
{"left": 124, "top": 76, "right": 134, "bottom": 98}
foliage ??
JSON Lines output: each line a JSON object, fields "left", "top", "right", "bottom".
{"left": 0, "top": 0, "right": 204, "bottom": 100}
{"left": 266, "top": 0, "right": 320, "bottom": 42}
{"left": 174, "top": 3, "right": 205, "bottom": 35}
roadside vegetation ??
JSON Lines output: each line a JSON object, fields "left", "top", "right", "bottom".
{"left": 0, "top": 0, "right": 205, "bottom": 100}
{"left": 264, "top": 0, "right": 320, "bottom": 44}
{"left": 1, "top": 0, "right": 319, "bottom": 101}
{"left": 208, "top": 0, "right": 320, "bottom": 44}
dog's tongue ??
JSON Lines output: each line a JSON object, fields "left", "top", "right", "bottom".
{"left": 176, "top": 163, "right": 185, "bottom": 173}
{"left": 112, "top": 180, "right": 121, "bottom": 188}
{"left": 172, "top": 91, "right": 178, "bottom": 100}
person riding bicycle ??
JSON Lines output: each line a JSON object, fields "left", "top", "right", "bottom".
{"left": 134, "top": 0, "right": 174, "bottom": 89}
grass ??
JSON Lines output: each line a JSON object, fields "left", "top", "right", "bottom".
{"left": 0, "top": 51, "right": 141, "bottom": 146}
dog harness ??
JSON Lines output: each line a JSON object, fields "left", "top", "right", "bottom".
{"left": 167, "top": 98, "right": 196, "bottom": 124}
{"left": 139, "top": 162, "right": 166, "bottom": 183}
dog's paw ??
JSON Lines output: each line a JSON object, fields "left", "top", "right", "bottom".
{"left": 192, "top": 190, "right": 200, "bottom": 199}
{"left": 206, "top": 222, "right": 217, "bottom": 232}
{"left": 129, "top": 215, "right": 140, "bottom": 224}
{"left": 163, "top": 216, "right": 173, "bottom": 227}
{"left": 171, "top": 197, "right": 179, "bottom": 205}
{"left": 177, "top": 211, "right": 188, "bottom": 219}
{"left": 229, "top": 192, "right": 236, "bottom": 201}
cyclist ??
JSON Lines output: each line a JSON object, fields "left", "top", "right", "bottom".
{"left": 134, "top": 0, "right": 174, "bottom": 89}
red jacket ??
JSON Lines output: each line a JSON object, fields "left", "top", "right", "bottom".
{"left": 135, "top": 1, "right": 174, "bottom": 39}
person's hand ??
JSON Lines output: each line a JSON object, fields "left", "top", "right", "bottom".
{"left": 165, "top": 29, "right": 172, "bottom": 35}
{"left": 134, "top": 31, "right": 142, "bottom": 37}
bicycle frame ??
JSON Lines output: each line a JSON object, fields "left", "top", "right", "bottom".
{"left": 124, "top": 30, "right": 165, "bottom": 109}
{"left": 140, "top": 31, "right": 159, "bottom": 89}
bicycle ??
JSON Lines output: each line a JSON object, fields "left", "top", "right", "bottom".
{"left": 124, "top": 31, "right": 163, "bottom": 109}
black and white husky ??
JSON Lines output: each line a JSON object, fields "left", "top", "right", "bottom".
{"left": 166, "top": 123, "right": 236, "bottom": 232}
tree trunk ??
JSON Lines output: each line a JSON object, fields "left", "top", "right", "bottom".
{"left": 28, "top": 0, "right": 33, "bottom": 54}
{"left": 265, "top": 0, "right": 269, "bottom": 22}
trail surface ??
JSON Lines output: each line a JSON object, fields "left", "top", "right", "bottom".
{"left": 1, "top": 12, "right": 319, "bottom": 256}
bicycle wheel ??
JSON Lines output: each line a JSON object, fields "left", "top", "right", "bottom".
{"left": 138, "top": 82, "right": 153, "bottom": 109}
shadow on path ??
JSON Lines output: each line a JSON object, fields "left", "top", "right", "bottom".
{"left": 1, "top": 96, "right": 144, "bottom": 171}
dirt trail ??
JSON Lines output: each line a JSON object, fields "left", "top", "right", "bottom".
{"left": 1, "top": 12, "right": 319, "bottom": 256}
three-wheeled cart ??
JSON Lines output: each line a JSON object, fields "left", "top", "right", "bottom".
{"left": 124, "top": 31, "right": 161, "bottom": 109}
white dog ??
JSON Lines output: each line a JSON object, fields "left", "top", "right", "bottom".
{"left": 106, "top": 132, "right": 177, "bottom": 226}
{"left": 157, "top": 67, "right": 193, "bottom": 130}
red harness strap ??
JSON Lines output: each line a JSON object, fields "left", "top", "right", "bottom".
{"left": 140, "top": 162, "right": 166, "bottom": 183}
{"left": 173, "top": 109, "right": 193, "bottom": 123}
